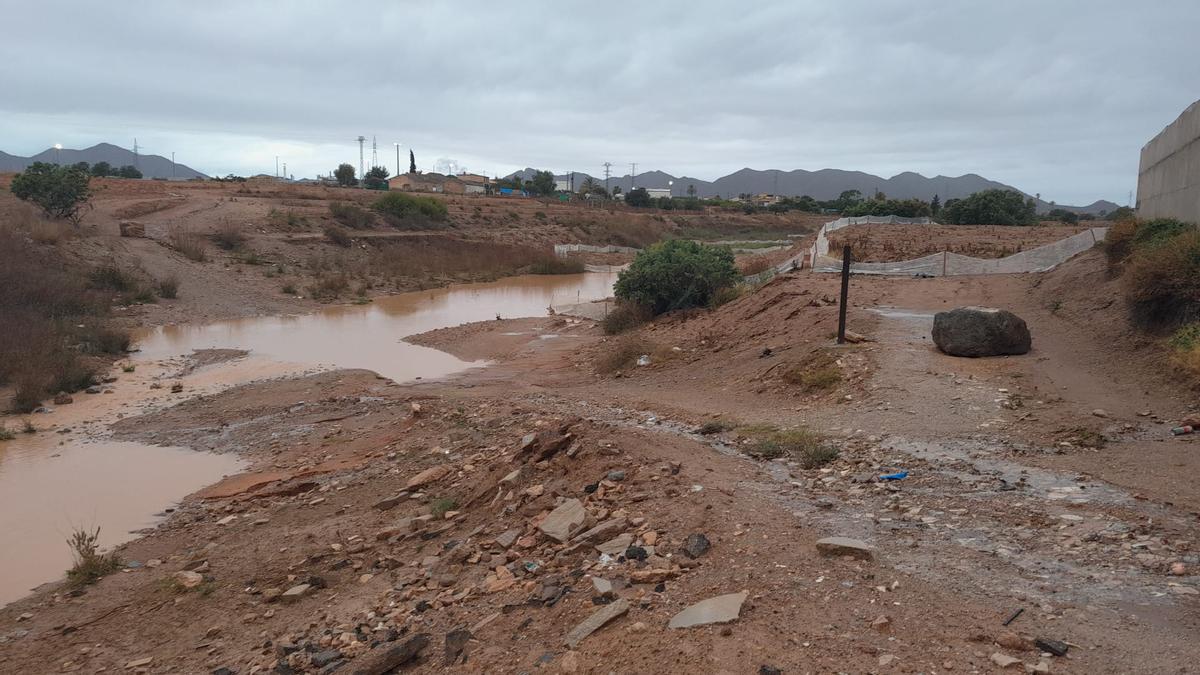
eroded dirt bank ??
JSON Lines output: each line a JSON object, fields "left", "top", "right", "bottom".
{"left": 1, "top": 252, "right": 1199, "bottom": 674}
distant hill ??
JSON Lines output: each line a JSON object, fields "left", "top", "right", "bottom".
{"left": 0, "top": 143, "right": 206, "bottom": 179}
{"left": 505, "top": 167, "right": 1119, "bottom": 215}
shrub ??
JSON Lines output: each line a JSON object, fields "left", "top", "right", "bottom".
{"left": 281, "top": 283, "right": 298, "bottom": 295}
{"left": 157, "top": 276, "right": 179, "bottom": 299}
{"left": 708, "top": 284, "right": 745, "bottom": 308}
{"left": 66, "top": 526, "right": 121, "bottom": 588}
{"left": 527, "top": 256, "right": 585, "bottom": 275}
{"left": 10, "top": 162, "right": 93, "bottom": 225}
{"left": 329, "top": 201, "right": 376, "bottom": 229}
{"left": 89, "top": 265, "right": 139, "bottom": 293}
{"left": 307, "top": 274, "right": 350, "bottom": 300}
{"left": 0, "top": 427, "right": 14, "bottom": 441}
{"left": 1124, "top": 228, "right": 1200, "bottom": 330}
{"left": 781, "top": 351, "right": 843, "bottom": 393}
{"left": 696, "top": 419, "right": 733, "bottom": 435}
{"left": 210, "top": 221, "right": 247, "bottom": 250}
{"left": 940, "top": 189, "right": 1037, "bottom": 225}
{"left": 373, "top": 192, "right": 449, "bottom": 228}
{"left": 430, "top": 497, "right": 458, "bottom": 519}
{"left": 168, "top": 227, "right": 208, "bottom": 261}
{"left": 739, "top": 425, "right": 835, "bottom": 467}
{"left": 1103, "top": 217, "right": 1138, "bottom": 268}
{"left": 614, "top": 239, "right": 739, "bottom": 315}
{"left": 739, "top": 257, "right": 772, "bottom": 276}
{"left": 601, "top": 302, "right": 652, "bottom": 335}
{"left": 324, "top": 225, "right": 353, "bottom": 248}
{"left": 594, "top": 336, "right": 657, "bottom": 374}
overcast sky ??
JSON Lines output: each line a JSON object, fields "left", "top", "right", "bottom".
{"left": 2, "top": 1, "right": 1197, "bottom": 205}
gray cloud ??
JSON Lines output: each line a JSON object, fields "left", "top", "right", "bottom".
{"left": 1, "top": 1, "right": 1197, "bottom": 204}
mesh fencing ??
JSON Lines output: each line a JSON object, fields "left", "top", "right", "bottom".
{"left": 808, "top": 217, "right": 1108, "bottom": 276}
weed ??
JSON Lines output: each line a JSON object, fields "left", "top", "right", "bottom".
{"left": 1061, "top": 427, "right": 1107, "bottom": 449}
{"left": 696, "top": 419, "right": 733, "bottom": 435}
{"left": 329, "top": 201, "right": 376, "bottom": 229}
{"left": 1125, "top": 229, "right": 1200, "bottom": 329}
{"left": 0, "top": 428, "right": 14, "bottom": 441}
{"left": 307, "top": 274, "right": 350, "bottom": 300}
{"left": 781, "top": 351, "right": 843, "bottom": 393}
{"left": 708, "top": 284, "right": 745, "bottom": 309}
{"left": 594, "top": 335, "right": 667, "bottom": 374}
{"left": 324, "top": 225, "right": 353, "bottom": 248}
{"left": 122, "top": 364, "right": 136, "bottom": 373}
{"left": 739, "top": 425, "right": 835, "bottom": 467}
{"left": 89, "top": 265, "right": 139, "bottom": 293}
{"left": 210, "top": 220, "right": 247, "bottom": 250}
{"left": 1048, "top": 299, "right": 1063, "bottom": 314}
{"left": 65, "top": 526, "right": 121, "bottom": 588}
{"left": 430, "top": 497, "right": 458, "bottom": 519}
{"left": 157, "top": 276, "right": 179, "bottom": 299}
{"left": 281, "top": 283, "right": 298, "bottom": 295}
{"left": 21, "top": 418, "right": 36, "bottom": 434}
{"left": 534, "top": 211, "right": 547, "bottom": 220}
{"left": 373, "top": 192, "right": 449, "bottom": 229}
{"left": 238, "top": 250, "right": 265, "bottom": 266}
{"left": 739, "top": 257, "right": 772, "bottom": 275}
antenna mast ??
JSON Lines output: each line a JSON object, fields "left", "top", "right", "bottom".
{"left": 356, "top": 136, "right": 366, "bottom": 184}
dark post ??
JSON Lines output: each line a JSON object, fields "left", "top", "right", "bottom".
{"left": 837, "top": 245, "right": 851, "bottom": 344}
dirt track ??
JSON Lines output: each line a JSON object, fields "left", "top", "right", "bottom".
{"left": 2, "top": 246, "right": 1198, "bottom": 673}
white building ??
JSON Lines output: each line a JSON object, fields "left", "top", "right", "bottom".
{"left": 645, "top": 187, "right": 672, "bottom": 199}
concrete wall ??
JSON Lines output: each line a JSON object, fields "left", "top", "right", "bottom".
{"left": 1138, "top": 99, "right": 1200, "bottom": 223}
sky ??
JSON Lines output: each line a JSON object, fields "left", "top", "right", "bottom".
{"left": 1, "top": 1, "right": 1197, "bottom": 205}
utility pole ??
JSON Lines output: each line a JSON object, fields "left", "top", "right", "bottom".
{"left": 602, "top": 162, "right": 612, "bottom": 195}
{"left": 371, "top": 136, "right": 378, "bottom": 169}
{"left": 283, "top": 163, "right": 287, "bottom": 180}
{"left": 356, "top": 136, "right": 366, "bottom": 185}
{"left": 275, "top": 156, "right": 279, "bottom": 178}
{"left": 630, "top": 162, "right": 637, "bottom": 189}
{"left": 394, "top": 143, "right": 401, "bottom": 177}
{"left": 133, "top": 138, "right": 139, "bottom": 168}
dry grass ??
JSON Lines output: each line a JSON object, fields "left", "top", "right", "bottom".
{"left": 738, "top": 424, "right": 836, "bottom": 467}
{"left": 329, "top": 201, "right": 376, "bottom": 229}
{"left": 739, "top": 257, "right": 772, "bottom": 275}
{"left": 210, "top": 219, "right": 247, "bottom": 250}
{"left": 167, "top": 226, "right": 209, "bottom": 262}
{"left": 601, "top": 302, "right": 652, "bottom": 335}
{"left": 1125, "top": 228, "right": 1200, "bottom": 330}
{"left": 324, "top": 225, "right": 353, "bottom": 248}
{"left": 781, "top": 350, "right": 843, "bottom": 393}
{"left": 593, "top": 336, "right": 671, "bottom": 374}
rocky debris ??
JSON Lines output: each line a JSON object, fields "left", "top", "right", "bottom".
{"left": 312, "top": 649, "right": 344, "bottom": 668}
{"left": 406, "top": 464, "right": 451, "bottom": 490}
{"left": 932, "top": 307, "right": 1031, "bottom": 357}
{"left": 372, "top": 493, "right": 407, "bottom": 511}
{"left": 668, "top": 591, "right": 748, "bottom": 628}
{"left": 125, "top": 656, "right": 153, "bottom": 668}
{"left": 443, "top": 628, "right": 471, "bottom": 665}
{"left": 279, "top": 583, "right": 313, "bottom": 603}
{"left": 759, "top": 667, "right": 782, "bottom": 675}
{"left": 53, "top": 392, "right": 73, "bottom": 405}
{"left": 606, "top": 469, "right": 627, "bottom": 482}
{"left": 1034, "top": 637, "right": 1069, "bottom": 657}
{"left": 539, "top": 498, "right": 589, "bottom": 543}
{"left": 591, "top": 577, "right": 614, "bottom": 597}
{"left": 494, "top": 529, "right": 521, "bottom": 549}
{"left": 595, "top": 533, "right": 634, "bottom": 556}
{"left": 995, "top": 631, "right": 1032, "bottom": 651}
{"left": 563, "top": 598, "right": 630, "bottom": 648}
{"left": 681, "top": 533, "right": 711, "bottom": 558}
{"left": 170, "top": 382, "right": 184, "bottom": 393}
{"left": 172, "top": 570, "right": 204, "bottom": 589}
{"left": 518, "top": 420, "right": 580, "bottom": 461}
{"left": 871, "top": 615, "right": 892, "bottom": 633}
{"left": 483, "top": 565, "right": 516, "bottom": 593}
{"left": 118, "top": 221, "right": 146, "bottom": 237}
{"left": 989, "top": 652, "right": 1023, "bottom": 669}
{"left": 878, "top": 654, "right": 898, "bottom": 667}
{"left": 815, "top": 536, "right": 875, "bottom": 560}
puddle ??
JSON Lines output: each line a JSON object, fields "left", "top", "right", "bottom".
{"left": 0, "top": 271, "right": 618, "bottom": 607}
{"left": 0, "top": 438, "right": 243, "bottom": 606}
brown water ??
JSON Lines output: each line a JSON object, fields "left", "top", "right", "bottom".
{"left": 0, "top": 272, "right": 617, "bottom": 606}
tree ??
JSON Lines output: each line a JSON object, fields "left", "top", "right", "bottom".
{"left": 409, "top": 150, "right": 416, "bottom": 174}
{"left": 579, "top": 176, "right": 603, "bottom": 196}
{"left": 1044, "top": 208, "right": 1079, "bottom": 225}
{"left": 527, "top": 170, "right": 557, "bottom": 196}
{"left": 687, "top": 184, "right": 697, "bottom": 198}
{"left": 117, "top": 165, "right": 143, "bottom": 179}
{"left": 834, "top": 189, "right": 863, "bottom": 211}
{"left": 334, "top": 163, "right": 357, "bottom": 187}
{"left": 90, "top": 161, "right": 113, "bottom": 177}
{"left": 930, "top": 194, "right": 941, "bottom": 216}
{"left": 72, "top": 161, "right": 90, "bottom": 173}
{"left": 363, "top": 165, "right": 390, "bottom": 190}
{"left": 940, "top": 189, "right": 1037, "bottom": 226}
{"left": 625, "top": 187, "right": 651, "bottom": 208}
{"left": 612, "top": 186, "right": 622, "bottom": 196}
{"left": 614, "top": 240, "right": 739, "bottom": 315}
{"left": 10, "top": 162, "right": 93, "bottom": 225}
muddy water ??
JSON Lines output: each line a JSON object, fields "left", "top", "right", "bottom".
{"left": 0, "top": 272, "right": 617, "bottom": 606}
{"left": 136, "top": 272, "right": 619, "bottom": 382}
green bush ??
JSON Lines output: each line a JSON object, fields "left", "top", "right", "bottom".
{"left": 614, "top": 239, "right": 738, "bottom": 315}
{"left": 10, "top": 162, "right": 93, "bottom": 225}
{"left": 329, "top": 201, "right": 376, "bottom": 229}
{"left": 373, "top": 192, "right": 449, "bottom": 228}
{"left": 940, "top": 189, "right": 1037, "bottom": 226}
{"left": 843, "top": 198, "right": 931, "bottom": 218}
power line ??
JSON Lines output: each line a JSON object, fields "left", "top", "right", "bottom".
{"left": 356, "top": 136, "right": 366, "bottom": 184}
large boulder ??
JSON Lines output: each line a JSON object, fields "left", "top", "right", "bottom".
{"left": 932, "top": 307, "right": 1031, "bottom": 357}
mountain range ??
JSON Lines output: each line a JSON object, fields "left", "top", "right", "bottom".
{"left": 0, "top": 143, "right": 206, "bottom": 179}
{"left": 507, "top": 167, "right": 1119, "bottom": 215}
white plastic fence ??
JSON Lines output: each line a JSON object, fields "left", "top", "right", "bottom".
{"left": 809, "top": 217, "right": 1108, "bottom": 276}
{"left": 554, "top": 243, "right": 640, "bottom": 255}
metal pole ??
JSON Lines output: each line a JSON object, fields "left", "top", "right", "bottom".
{"left": 837, "top": 245, "right": 851, "bottom": 344}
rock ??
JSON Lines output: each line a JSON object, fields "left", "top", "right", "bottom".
{"left": 564, "top": 598, "right": 630, "bottom": 648}
{"left": 668, "top": 591, "right": 748, "bottom": 628}
{"left": 560, "top": 651, "right": 580, "bottom": 673}
{"left": 539, "top": 498, "right": 589, "bottom": 543}
{"left": 311, "top": 649, "right": 343, "bottom": 668}
{"left": 444, "top": 628, "right": 471, "bottom": 665}
{"left": 279, "top": 583, "right": 313, "bottom": 603}
{"left": 372, "top": 494, "right": 405, "bottom": 511}
{"left": 484, "top": 565, "right": 516, "bottom": 593}
{"left": 989, "top": 652, "right": 1023, "bottom": 669}
{"left": 591, "top": 577, "right": 614, "bottom": 596}
{"left": 406, "top": 465, "right": 450, "bottom": 489}
{"left": 170, "top": 382, "right": 183, "bottom": 393}
{"left": 932, "top": 307, "right": 1031, "bottom": 357}
{"left": 216, "top": 515, "right": 237, "bottom": 525}
{"left": 759, "top": 667, "right": 782, "bottom": 675}
{"left": 595, "top": 533, "right": 634, "bottom": 556}
{"left": 878, "top": 654, "right": 898, "bottom": 667}
{"left": 494, "top": 529, "right": 521, "bottom": 549}
{"left": 629, "top": 568, "right": 680, "bottom": 583}
{"left": 871, "top": 615, "right": 892, "bottom": 633}
{"left": 173, "top": 571, "right": 204, "bottom": 589}
{"left": 815, "top": 536, "right": 875, "bottom": 560}
{"left": 53, "top": 393, "right": 73, "bottom": 405}
{"left": 1170, "top": 561, "right": 1187, "bottom": 576}
{"left": 569, "top": 518, "right": 627, "bottom": 545}
{"left": 1034, "top": 637, "right": 1069, "bottom": 657}
{"left": 627, "top": 621, "right": 648, "bottom": 633}
{"left": 995, "top": 631, "right": 1031, "bottom": 651}
{"left": 125, "top": 657, "right": 154, "bottom": 668}
{"left": 1091, "top": 409, "right": 1109, "bottom": 418}
{"left": 606, "top": 470, "right": 626, "bottom": 482}
{"left": 642, "top": 531, "right": 658, "bottom": 546}
{"left": 681, "top": 533, "right": 711, "bottom": 559}
{"left": 16, "top": 613, "right": 33, "bottom": 622}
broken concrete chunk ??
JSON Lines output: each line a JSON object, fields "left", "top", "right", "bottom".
{"left": 815, "top": 536, "right": 875, "bottom": 559}
{"left": 563, "top": 598, "right": 630, "bottom": 648}
{"left": 539, "top": 498, "right": 588, "bottom": 543}
{"left": 494, "top": 529, "right": 521, "bottom": 549}
{"left": 669, "top": 591, "right": 749, "bottom": 628}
